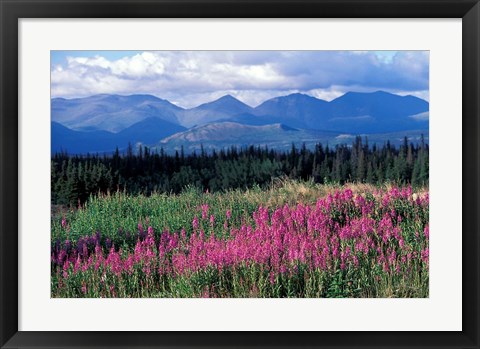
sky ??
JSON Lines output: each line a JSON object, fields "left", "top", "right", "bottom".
{"left": 51, "top": 50, "right": 429, "bottom": 108}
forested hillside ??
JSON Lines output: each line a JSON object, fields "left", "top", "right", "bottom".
{"left": 51, "top": 136, "right": 428, "bottom": 206}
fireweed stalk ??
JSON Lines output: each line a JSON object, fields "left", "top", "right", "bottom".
{"left": 51, "top": 186, "right": 429, "bottom": 298}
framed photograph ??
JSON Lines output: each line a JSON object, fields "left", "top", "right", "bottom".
{"left": 1, "top": 0, "right": 479, "bottom": 348}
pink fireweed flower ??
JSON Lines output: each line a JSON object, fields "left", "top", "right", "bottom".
{"left": 53, "top": 186, "right": 428, "bottom": 294}
{"left": 142, "top": 254, "right": 154, "bottom": 276}
{"left": 181, "top": 228, "right": 187, "bottom": 241}
{"left": 332, "top": 244, "right": 339, "bottom": 259}
{"left": 424, "top": 225, "right": 429, "bottom": 239}
{"left": 82, "top": 242, "right": 88, "bottom": 259}
{"left": 343, "top": 188, "right": 353, "bottom": 201}
{"left": 123, "top": 253, "right": 134, "bottom": 275}
{"left": 401, "top": 185, "right": 412, "bottom": 199}
{"left": 389, "top": 187, "right": 400, "bottom": 199}
{"left": 201, "top": 204, "right": 209, "bottom": 219}
{"left": 106, "top": 247, "right": 123, "bottom": 276}
{"left": 62, "top": 260, "right": 70, "bottom": 278}
{"left": 339, "top": 225, "right": 352, "bottom": 240}
{"left": 57, "top": 249, "right": 67, "bottom": 265}
{"left": 383, "top": 261, "right": 390, "bottom": 273}
{"left": 421, "top": 248, "right": 429, "bottom": 264}
{"left": 269, "top": 270, "right": 275, "bottom": 285}
{"left": 353, "top": 255, "right": 359, "bottom": 267}
{"left": 61, "top": 216, "right": 67, "bottom": 229}
{"left": 172, "top": 253, "right": 187, "bottom": 275}
{"left": 94, "top": 244, "right": 104, "bottom": 271}
{"left": 147, "top": 226, "right": 155, "bottom": 240}
{"left": 382, "top": 195, "right": 390, "bottom": 207}
{"left": 73, "top": 255, "right": 82, "bottom": 273}
{"left": 388, "top": 249, "right": 397, "bottom": 265}
{"left": 192, "top": 216, "right": 199, "bottom": 230}
{"left": 423, "top": 192, "right": 430, "bottom": 205}
{"left": 82, "top": 255, "right": 93, "bottom": 272}
{"left": 415, "top": 195, "right": 422, "bottom": 205}
{"left": 134, "top": 239, "right": 143, "bottom": 264}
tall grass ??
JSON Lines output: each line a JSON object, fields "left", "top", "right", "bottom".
{"left": 52, "top": 179, "right": 426, "bottom": 245}
{"left": 51, "top": 180, "right": 429, "bottom": 298}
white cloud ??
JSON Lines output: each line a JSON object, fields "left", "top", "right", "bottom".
{"left": 408, "top": 111, "right": 429, "bottom": 121}
{"left": 307, "top": 86, "right": 351, "bottom": 101}
{"left": 51, "top": 51, "right": 429, "bottom": 107}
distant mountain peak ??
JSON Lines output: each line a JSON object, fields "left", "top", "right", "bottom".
{"left": 269, "top": 93, "right": 318, "bottom": 102}
{"left": 335, "top": 90, "right": 413, "bottom": 100}
{"left": 195, "top": 94, "right": 251, "bottom": 109}
{"left": 175, "top": 94, "right": 254, "bottom": 127}
{"left": 333, "top": 90, "right": 428, "bottom": 102}
{"left": 288, "top": 92, "right": 312, "bottom": 98}
{"left": 51, "top": 93, "right": 183, "bottom": 133}
{"left": 341, "top": 90, "right": 386, "bottom": 96}
{"left": 218, "top": 94, "right": 239, "bottom": 101}
{"left": 52, "top": 91, "right": 429, "bottom": 150}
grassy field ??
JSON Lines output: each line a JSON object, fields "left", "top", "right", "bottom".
{"left": 51, "top": 180, "right": 429, "bottom": 298}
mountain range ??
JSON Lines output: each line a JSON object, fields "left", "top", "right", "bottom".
{"left": 51, "top": 91, "right": 429, "bottom": 154}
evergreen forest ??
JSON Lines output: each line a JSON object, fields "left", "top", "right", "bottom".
{"left": 51, "top": 136, "right": 429, "bottom": 206}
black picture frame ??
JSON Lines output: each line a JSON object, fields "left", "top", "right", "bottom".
{"left": 1, "top": 0, "right": 479, "bottom": 348}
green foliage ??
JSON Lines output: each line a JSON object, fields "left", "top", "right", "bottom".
{"left": 51, "top": 137, "right": 429, "bottom": 206}
{"left": 51, "top": 182, "right": 429, "bottom": 298}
